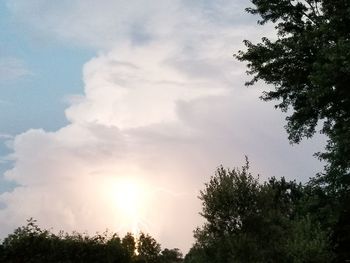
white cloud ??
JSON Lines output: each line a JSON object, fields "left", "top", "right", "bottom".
{"left": 0, "top": 58, "right": 32, "bottom": 82}
{"left": 1, "top": 0, "right": 325, "bottom": 253}
{"left": 6, "top": 0, "right": 184, "bottom": 49}
{"left": 0, "top": 133, "right": 13, "bottom": 140}
{"left": 6, "top": 0, "right": 271, "bottom": 50}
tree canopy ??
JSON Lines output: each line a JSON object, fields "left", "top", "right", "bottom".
{"left": 0, "top": 219, "right": 183, "bottom": 263}
{"left": 235, "top": 2, "right": 350, "bottom": 260}
{"left": 185, "top": 160, "right": 333, "bottom": 263}
{"left": 235, "top": 0, "right": 350, "bottom": 185}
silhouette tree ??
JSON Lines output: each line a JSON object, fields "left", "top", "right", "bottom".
{"left": 186, "top": 160, "right": 332, "bottom": 262}
{"left": 137, "top": 233, "right": 161, "bottom": 263}
{"left": 235, "top": 0, "right": 350, "bottom": 187}
{"left": 1, "top": 219, "right": 185, "bottom": 263}
{"left": 235, "top": 2, "right": 350, "bottom": 260}
{"left": 160, "top": 248, "right": 183, "bottom": 263}
{"left": 122, "top": 232, "right": 137, "bottom": 259}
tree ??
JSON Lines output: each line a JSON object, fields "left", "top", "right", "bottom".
{"left": 190, "top": 160, "right": 271, "bottom": 262}
{"left": 198, "top": 160, "right": 259, "bottom": 238}
{"left": 1, "top": 219, "right": 185, "bottom": 263}
{"left": 235, "top": 0, "right": 350, "bottom": 186}
{"left": 0, "top": 218, "right": 132, "bottom": 263}
{"left": 1, "top": 218, "right": 53, "bottom": 262}
{"left": 285, "top": 215, "right": 334, "bottom": 263}
{"left": 122, "top": 232, "right": 137, "bottom": 259}
{"left": 186, "top": 159, "right": 333, "bottom": 263}
{"left": 160, "top": 248, "right": 183, "bottom": 263}
{"left": 235, "top": 2, "right": 350, "bottom": 260}
{"left": 137, "top": 233, "right": 161, "bottom": 263}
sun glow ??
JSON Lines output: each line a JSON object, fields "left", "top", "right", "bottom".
{"left": 115, "top": 180, "right": 142, "bottom": 217}
{"left": 108, "top": 177, "right": 149, "bottom": 235}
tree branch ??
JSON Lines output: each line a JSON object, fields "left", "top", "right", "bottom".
{"left": 290, "top": 0, "right": 318, "bottom": 25}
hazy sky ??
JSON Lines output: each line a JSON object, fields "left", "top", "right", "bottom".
{"left": 0, "top": 0, "right": 325, "bottom": 252}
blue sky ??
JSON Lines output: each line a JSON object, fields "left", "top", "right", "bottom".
{"left": 0, "top": 0, "right": 325, "bottom": 252}
{"left": 0, "top": 2, "right": 94, "bottom": 191}
{"left": 0, "top": 1, "right": 93, "bottom": 135}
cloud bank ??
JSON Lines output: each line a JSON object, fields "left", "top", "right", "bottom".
{"left": 1, "top": 0, "right": 324, "bottom": 252}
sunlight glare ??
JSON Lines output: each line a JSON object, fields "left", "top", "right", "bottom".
{"left": 108, "top": 177, "right": 148, "bottom": 235}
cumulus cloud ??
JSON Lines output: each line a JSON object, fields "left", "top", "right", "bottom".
{"left": 1, "top": 0, "right": 324, "bottom": 252}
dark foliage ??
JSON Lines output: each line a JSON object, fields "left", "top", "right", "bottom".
{"left": 185, "top": 160, "right": 333, "bottom": 263}
{"left": 235, "top": 0, "right": 350, "bottom": 185}
{"left": 0, "top": 219, "right": 183, "bottom": 263}
{"left": 235, "top": 1, "right": 350, "bottom": 261}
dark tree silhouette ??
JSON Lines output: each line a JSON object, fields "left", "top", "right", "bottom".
{"left": 185, "top": 160, "right": 332, "bottom": 263}
{"left": 236, "top": 0, "right": 350, "bottom": 183}
{"left": 235, "top": 2, "right": 350, "bottom": 260}
{"left": 0, "top": 219, "right": 183, "bottom": 263}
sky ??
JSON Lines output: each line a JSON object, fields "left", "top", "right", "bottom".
{"left": 0, "top": 0, "right": 325, "bottom": 252}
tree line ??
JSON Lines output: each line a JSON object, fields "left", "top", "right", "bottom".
{"left": 0, "top": 218, "right": 183, "bottom": 263}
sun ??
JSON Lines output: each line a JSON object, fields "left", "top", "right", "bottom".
{"left": 108, "top": 177, "right": 148, "bottom": 234}
{"left": 114, "top": 179, "right": 142, "bottom": 217}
